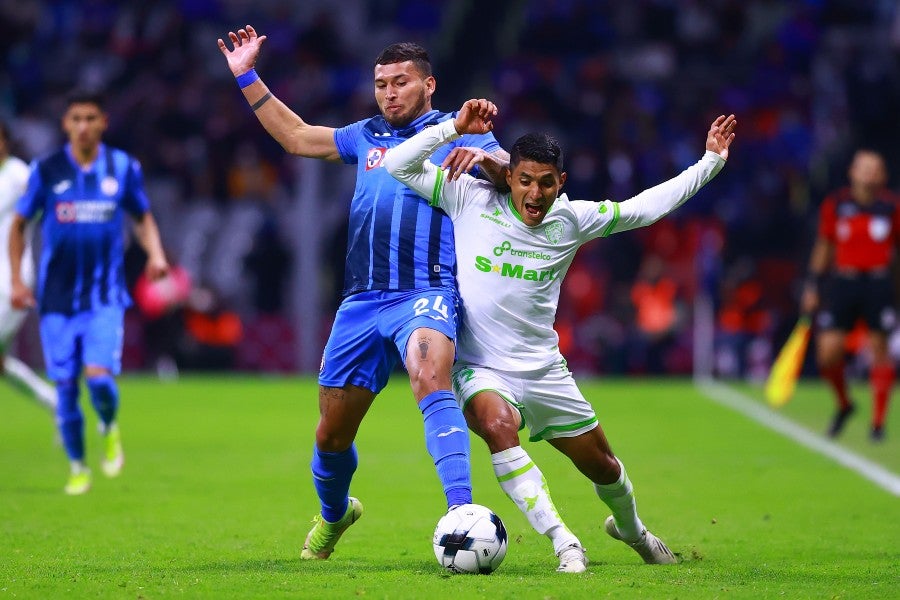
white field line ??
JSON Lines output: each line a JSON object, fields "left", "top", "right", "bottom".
{"left": 695, "top": 378, "right": 900, "bottom": 497}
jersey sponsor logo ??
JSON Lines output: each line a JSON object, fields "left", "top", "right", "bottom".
{"left": 544, "top": 221, "right": 564, "bottom": 244}
{"left": 56, "top": 202, "right": 76, "bottom": 222}
{"left": 55, "top": 200, "right": 117, "bottom": 224}
{"left": 492, "top": 240, "right": 552, "bottom": 260}
{"left": 474, "top": 255, "right": 557, "bottom": 282}
{"left": 52, "top": 179, "right": 72, "bottom": 195}
{"left": 366, "top": 147, "right": 387, "bottom": 170}
{"left": 480, "top": 208, "right": 510, "bottom": 227}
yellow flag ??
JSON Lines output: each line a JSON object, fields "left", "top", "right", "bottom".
{"left": 764, "top": 317, "right": 811, "bottom": 407}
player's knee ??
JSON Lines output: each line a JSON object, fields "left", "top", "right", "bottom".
{"left": 407, "top": 366, "right": 452, "bottom": 398}
{"left": 314, "top": 421, "right": 355, "bottom": 453}
{"left": 84, "top": 365, "right": 112, "bottom": 378}
{"left": 601, "top": 452, "right": 621, "bottom": 477}
{"left": 470, "top": 411, "right": 518, "bottom": 449}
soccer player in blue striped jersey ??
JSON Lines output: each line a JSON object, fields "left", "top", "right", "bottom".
{"left": 218, "top": 26, "right": 509, "bottom": 560}
{"left": 8, "top": 90, "right": 169, "bottom": 495}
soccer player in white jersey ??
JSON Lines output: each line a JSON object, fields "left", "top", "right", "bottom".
{"left": 0, "top": 121, "right": 56, "bottom": 411}
{"left": 384, "top": 99, "right": 736, "bottom": 571}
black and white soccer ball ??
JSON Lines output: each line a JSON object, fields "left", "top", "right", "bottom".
{"left": 432, "top": 503, "right": 508, "bottom": 574}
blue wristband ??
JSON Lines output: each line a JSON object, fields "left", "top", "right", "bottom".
{"left": 236, "top": 69, "right": 259, "bottom": 89}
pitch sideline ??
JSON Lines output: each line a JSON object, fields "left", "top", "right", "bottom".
{"left": 695, "top": 378, "right": 900, "bottom": 497}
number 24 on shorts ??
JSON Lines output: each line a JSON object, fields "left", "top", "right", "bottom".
{"left": 414, "top": 295, "right": 450, "bottom": 322}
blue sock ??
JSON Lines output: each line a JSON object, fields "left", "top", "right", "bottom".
{"left": 86, "top": 375, "right": 119, "bottom": 428}
{"left": 55, "top": 380, "right": 84, "bottom": 461}
{"left": 311, "top": 444, "right": 358, "bottom": 522}
{"left": 419, "top": 390, "right": 472, "bottom": 508}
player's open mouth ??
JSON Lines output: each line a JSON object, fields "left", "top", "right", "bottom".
{"left": 524, "top": 202, "right": 542, "bottom": 218}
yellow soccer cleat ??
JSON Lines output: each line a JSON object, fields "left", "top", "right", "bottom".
{"left": 301, "top": 497, "right": 364, "bottom": 560}
{"left": 101, "top": 423, "right": 125, "bottom": 477}
{"left": 64, "top": 467, "right": 92, "bottom": 496}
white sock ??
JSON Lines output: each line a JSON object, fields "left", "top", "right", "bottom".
{"left": 594, "top": 457, "right": 645, "bottom": 542}
{"left": 4, "top": 355, "right": 57, "bottom": 411}
{"left": 492, "top": 446, "right": 580, "bottom": 554}
{"left": 70, "top": 460, "right": 88, "bottom": 474}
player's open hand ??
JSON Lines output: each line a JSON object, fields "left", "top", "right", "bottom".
{"left": 453, "top": 99, "right": 497, "bottom": 136}
{"left": 442, "top": 147, "right": 490, "bottom": 180}
{"left": 706, "top": 114, "right": 737, "bottom": 160}
{"left": 217, "top": 25, "right": 267, "bottom": 78}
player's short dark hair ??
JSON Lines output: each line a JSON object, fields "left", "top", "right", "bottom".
{"left": 65, "top": 89, "right": 106, "bottom": 112}
{"left": 510, "top": 133, "right": 564, "bottom": 172}
{"left": 375, "top": 42, "right": 432, "bottom": 77}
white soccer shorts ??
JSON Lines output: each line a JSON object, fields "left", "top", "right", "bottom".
{"left": 452, "top": 360, "right": 598, "bottom": 442}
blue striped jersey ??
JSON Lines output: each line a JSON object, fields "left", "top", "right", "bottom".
{"left": 334, "top": 109, "right": 500, "bottom": 296}
{"left": 16, "top": 143, "right": 150, "bottom": 315}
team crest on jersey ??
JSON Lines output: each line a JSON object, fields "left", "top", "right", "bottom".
{"left": 101, "top": 176, "right": 119, "bottom": 196}
{"left": 56, "top": 202, "right": 76, "bottom": 222}
{"left": 544, "top": 221, "right": 564, "bottom": 244}
{"left": 366, "top": 147, "right": 387, "bottom": 170}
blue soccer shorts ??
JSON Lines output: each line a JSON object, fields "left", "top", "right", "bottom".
{"left": 39, "top": 305, "right": 125, "bottom": 382}
{"left": 319, "top": 286, "right": 459, "bottom": 393}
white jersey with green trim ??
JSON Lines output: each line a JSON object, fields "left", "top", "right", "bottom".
{"left": 0, "top": 155, "right": 33, "bottom": 296}
{"left": 384, "top": 119, "right": 725, "bottom": 371}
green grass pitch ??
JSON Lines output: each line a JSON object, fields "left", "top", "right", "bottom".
{"left": 2, "top": 375, "right": 898, "bottom": 599}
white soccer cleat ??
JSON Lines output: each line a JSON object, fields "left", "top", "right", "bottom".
{"left": 604, "top": 516, "right": 676, "bottom": 565}
{"left": 556, "top": 542, "right": 588, "bottom": 573}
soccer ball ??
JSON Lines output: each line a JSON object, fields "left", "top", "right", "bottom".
{"left": 432, "top": 504, "right": 508, "bottom": 574}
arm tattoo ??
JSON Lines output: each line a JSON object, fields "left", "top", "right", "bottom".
{"left": 251, "top": 92, "right": 272, "bottom": 112}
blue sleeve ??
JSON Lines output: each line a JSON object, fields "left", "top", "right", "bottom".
{"left": 457, "top": 131, "right": 501, "bottom": 154}
{"left": 16, "top": 161, "right": 44, "bottom": 219}
{"left": 122, "top": 157, "right": 151, "bottom": 217}
{"left": 333, "top": 119, "right": 367, "bottom": 165}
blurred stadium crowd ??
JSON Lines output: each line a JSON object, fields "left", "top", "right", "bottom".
{"left": 3, "top": 0, "right": 900, "bottom": 377}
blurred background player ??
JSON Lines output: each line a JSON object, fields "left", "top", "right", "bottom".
{"left": 8, "top": 90, "right": 169, "bottom": 494}
{"left": 218, "top": 26, "right": 509, "bottom": 559}
{"left": 1, "top": 120, "right": 56, "bottom": 411}
{"left": 384, "top": 100, "right": 736, "bottom": 570}
{"left": 801, "top": 149, "right": 900, "bottom": 441}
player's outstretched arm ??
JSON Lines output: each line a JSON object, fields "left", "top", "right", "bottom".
{"left": 608, "top": 114, "right": 737, "bottom": 235}
{"left": 8, "top": 214, "right": 35, "bottom": 310}
{"left": 217, "top": 25, "right": 339, "bottom": 161}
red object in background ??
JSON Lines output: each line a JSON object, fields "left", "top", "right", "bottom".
{"left": 134, "top": 265, "right": 192, "bottom": 319}
{"left": 631, "top": 278, "right": 678, "bottom": 335}
{"left": 184, "top": 309, "right": 243, "bottom": 347}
